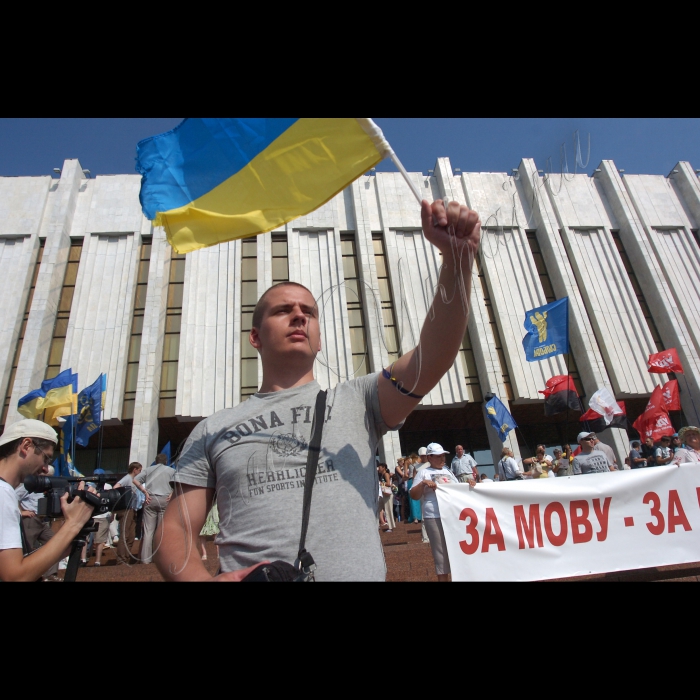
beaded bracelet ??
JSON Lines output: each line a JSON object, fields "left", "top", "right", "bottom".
{"left": 381, "top": 363, "right": 425, "bottom": 399}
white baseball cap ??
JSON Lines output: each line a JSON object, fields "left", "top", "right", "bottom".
{"left": 577, "top": 431, "right": 595, "bottom": 444}
{"left": 426, "top": 442, "right": 449, "bottom": 455}
{"left": 417, "top": 447, "right": 427, "bottom": 456}
{"left": 0, "top": 419, "right": 58, "bottom": 448}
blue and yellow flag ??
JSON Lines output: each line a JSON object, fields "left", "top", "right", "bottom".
{"left": 18, "top": 369, "right": 77, "bottom": 423}
{"left": 522, "top": 298, "right": 569, "bottom": 362}
{"left": 485, "top": 395, "right": 517, "bottom": 442}
{"left": 53, "top": 414, "right": 83, "bottom": 477}
{"left": 76, "top": 374, "right": 103, "bottom": 447}
{"left": 137, "top": 118, "right": 390, "bottom": 254}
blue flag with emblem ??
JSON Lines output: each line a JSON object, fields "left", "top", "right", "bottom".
{"left": 162, "top": 441, "right": 172, "bottom": 466}
{"left": 485, "top": 395, "right": 517, "bottom": 442}
{"left": 75, "top": 375, "right": 103, "bottom": 447}
{"left": 522, "top": 297, "right": 569, "bottom": 362}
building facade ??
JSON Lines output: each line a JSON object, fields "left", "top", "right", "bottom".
{"left": 1, "top": 156, "right": 699, "bottom": 473}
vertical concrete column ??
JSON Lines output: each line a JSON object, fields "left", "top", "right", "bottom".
{"left": 8, "top": 159, "right": 85, "bottom": 426}
{"left": 0, "top": 235, "right": 41, "bottom": 406}
{"left": 129, "top": 226, "right": 171, "bottom": 466}
{"left": 350, "top": 177, "right": 401, "bottom": 468}
{"left": 436, "top": 158, "right": 521, "bottom": 465}
{"left": 517, "top": 159, "right": 629, "bottom": 464}
{"left": 598, "top": 161, "right": 700, "bottom": 424}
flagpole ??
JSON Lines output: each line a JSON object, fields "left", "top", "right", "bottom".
{"left": 96, "top": 406, "right": 104, "bottom": 472}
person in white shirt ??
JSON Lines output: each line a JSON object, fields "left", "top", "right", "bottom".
{"left": 655, "top": 436, "right": 674, "bottom": 466}
{"left": 409, "top": 442, "right": 465, "bottom": 581}
{"left": 451, "top": 445, "right": 478, "bottom": 483}
{"left": 0, "top": 419, "right": 94, "bottom": 582}
{"left": 497, "top": 447, "right": 523, "bottom": 481}
{"left": 673, "top": 426, "right": 700, "bottom": 465}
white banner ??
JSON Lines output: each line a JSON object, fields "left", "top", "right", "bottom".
{"left": 436, "top": 464, "right": 700, "bottom": 581}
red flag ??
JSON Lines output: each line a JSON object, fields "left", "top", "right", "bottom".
{"left": 645, "top": 385, "right": 663, "bottom": 413}
{"left": 632, "top": 406, "right": 674, "bottom": 442}
{"left": 539, "top": 375, "right": 580, "bottom": 416}
{"left": 647, "top": 348, "right": 684, "bottom": 374}
{"left": 661, "top": 379, "right": 680, "bottom": 411}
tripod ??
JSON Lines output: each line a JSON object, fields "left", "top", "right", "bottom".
{"left": 63, "top": 519, "right": 98, "bottom": 582}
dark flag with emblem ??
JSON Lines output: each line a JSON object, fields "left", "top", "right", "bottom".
{"left": 522, "top": 298, "right": 569, "bottom": 362}
{"left": 539, "top": 375, "right": 581, "bottom": 416}
{"left": 485, "top": 395, "right": 517, "bottom": 442}
{"left": 76, "top": 374, "right": 103, "bottom": 447}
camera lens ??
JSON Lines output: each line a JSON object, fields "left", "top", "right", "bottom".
{"left": 24, "top": 475, "right": 54, "bottom": 493}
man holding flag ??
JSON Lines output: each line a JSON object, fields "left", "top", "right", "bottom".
{"left": 159, "top": 198, "right": 481, "bottom": 582}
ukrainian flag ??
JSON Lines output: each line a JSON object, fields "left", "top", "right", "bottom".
{"left": 137, "top": 118, "right": 391, "bottom": 254}
{"left": 17, "top": 369, "right": 77, "bottom": 423}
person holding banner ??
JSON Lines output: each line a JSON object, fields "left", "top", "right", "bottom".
{"left": 672, "top": 426, "right": 700, "bottom": 464}
{"left": 572, "top": 433, "right": 610, "bottom": 475}
{"left": 409, "top": 443, "right": 464, "bottom": 581}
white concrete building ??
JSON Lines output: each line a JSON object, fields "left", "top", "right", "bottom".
{"left": 1, "top": 156, "right": 698, "bottom": 474}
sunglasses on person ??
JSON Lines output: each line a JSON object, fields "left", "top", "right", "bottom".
{"left": 31, "top": 440, "right": 53, "bottom": 465}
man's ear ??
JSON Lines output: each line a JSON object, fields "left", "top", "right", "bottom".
{"left": 249, "top": 328, "right": 261, "bottom": 350}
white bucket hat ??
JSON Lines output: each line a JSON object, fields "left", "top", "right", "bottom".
{"left": 0, "top": 419, "right": 58, "bottom": 448}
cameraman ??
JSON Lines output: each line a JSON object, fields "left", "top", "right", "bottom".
{"left": 0, "top": 419, "right": 95, "bottom": 582}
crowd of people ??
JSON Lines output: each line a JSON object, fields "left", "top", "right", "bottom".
{"left": 379, "top": 426, "right": 700, "bottom": 581}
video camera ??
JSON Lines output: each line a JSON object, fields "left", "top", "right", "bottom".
{"left": 23, "top": 475, "right": 131, "bottom": 519}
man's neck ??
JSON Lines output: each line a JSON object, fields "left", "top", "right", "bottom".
{"left": 581, "top": 446, "right": 593, "bottom": 455}
{"left": 258, "top": 362, "right": 316, "bottom": 394}
{"left": 0, "top": 459, "right": 21, "bottom": 489}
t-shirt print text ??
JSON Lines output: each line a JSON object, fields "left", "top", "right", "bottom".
{"left": 246, "top": 460, "right": 338, "bottom": 497}
{"left": 220, "top": 403, "right": 333, "bottom": 447}
{"left": 218, "top": 403, "right": 337, "bottom": 499}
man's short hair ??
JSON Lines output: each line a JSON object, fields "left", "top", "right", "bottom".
{"left": 660, "top": 435, "right": 671, "bottom": 442}
{"left": 251, "top": 281, "right": 315, "bottom": 330}
{"left": 154, "top": 453, "right": 168, "bottom": 465}
{"left": 632, "top": 441, "right": 640, "bottom": 448}
{"left": 128, "top": 461, "right": 142, "bottom": 474}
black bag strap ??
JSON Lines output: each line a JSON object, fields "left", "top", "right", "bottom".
{"left": 295, "top": 389, "right": 327, "bottom": 574}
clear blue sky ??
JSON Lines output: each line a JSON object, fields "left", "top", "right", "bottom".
{"left": 1, "top": 118, "right": 698, "bottom": 178}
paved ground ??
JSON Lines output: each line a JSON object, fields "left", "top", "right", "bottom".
{"left": 49, "top": 520, "right": 700, "bottom": 582}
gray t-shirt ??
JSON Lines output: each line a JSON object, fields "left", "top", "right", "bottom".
{"left": 135, "top": 463, "right": 176, "bottom": 496}
{"left": 174, "top": 373, "right": 397, "bottom": 582}
{"left": 629, "top": 449, "right": 646, "bottom": 468}
{"left": 572, "top": 451, "right": 610, "bottom": 475}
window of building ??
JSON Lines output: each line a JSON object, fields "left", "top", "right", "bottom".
{"left": 46, "top": 239, "right": 83, "bottom": 380}
{"left": 611, "top": 230, "right": 664, "bottom": 352}
{"left": 372, "top": 233, "right": 400, "bottom": 364}
{"left": 159, "top": 249, "right": 185, "bottom": 417}
{"left": 341, "top": 233, "right": 370, "bottom": 376}
{"left": 459, "top": 328, "right": 482, "bottom": 402}
{"left": 1, "top": 239, "right": 45, "bottom": 427}
{"left": 271, "top": 234, "right": 289, "bottom": 284}
{"left": 240, "top": 237, "right": 259, "bottom": 400}
{"left": 526, "top": 231, "right": 583, "bottom": 395}
{"left": 122, "top": 237, "right": 151, "bottom": 420}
